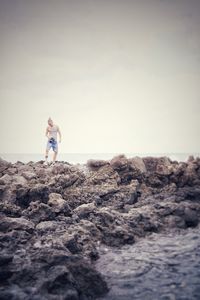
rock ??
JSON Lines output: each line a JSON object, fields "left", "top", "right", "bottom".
{"left": 110, "top": 154, "right": 129, "bottom": 171}
{"left": 22, "top": 201, "right": 55, "bottom": 223}
{"left": 129, "top": 156, "right": 147, "bottom": 173}
{"left": 48, "top": 193, "right": 71, "bottom": 215}
{"left": 36, "top": 221, "right": 60, "bottom": 232}
{"left": 0, "top": 156, "right": 200, "bottom": 300}
{"left": 164, "top": 215, "right": 186, "bottom": 229}
{"left": 0, "top": 216, "right": 34, "bottom": 233}
{"left": 0, "top": 202, "right": 21, "bottom": 217}
{"left": 184, "top": 207, "right": 199, "bottom": 227}
{"left": 68, "top": 260, "right": 109, "bottom": 299}
{"left": 12, "top": 175, "right": 27, "bottom": 186}
{"left": 60, "top": 233, "right": 82, "bottom": 254}
{"left": 73, "top": 202, "right": 96, "bottom": 219}
{"left": 102, "top": 225, "right": 135, "bottom": 247}
{"left": 28, "top": 184, "right": 49, "bottom": 202}
{"left": 0, "top": 157, "right": 11, "bottom": 173}
{"left": 0, "top": 174, "right": 12, "bottom": 185}
{"left": 87, "top": 159, "right": 109, "bottom": 171}
{"left": 0, "top": 254, "right": 13, "bottom": 266}
{"left": 22, "top": 171, "right": 37, "bottom": 180}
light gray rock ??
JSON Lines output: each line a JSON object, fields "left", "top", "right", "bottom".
{"left": 74, "top": 202, "right": 96, "bottom": 218}
{"left": 0, "top": 174, "right": 12, "bottom": 185}
{"left": 48, "top": 193, "right": 71, "bottom": 215}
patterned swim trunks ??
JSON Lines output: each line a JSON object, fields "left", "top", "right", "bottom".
{"left": 46, "top": 138, "right": 58, "bottom": 152}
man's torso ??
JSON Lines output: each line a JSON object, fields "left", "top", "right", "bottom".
{"left": 48, "top": 125, "right": 58, "bottom": 141}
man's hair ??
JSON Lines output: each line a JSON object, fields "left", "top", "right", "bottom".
{"left": 48, "top": 117, "right": 53, "bottom": 122}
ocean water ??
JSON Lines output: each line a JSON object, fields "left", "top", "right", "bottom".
{"left": 96, "top": 226, "right": 200, "bottom": 300}
{"left": 0, "top": 153, "right": 199, "bottom": 164}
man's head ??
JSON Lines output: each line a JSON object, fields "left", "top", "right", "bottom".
{"left": 48, "top": 117, "right": 53, "bottom": 127}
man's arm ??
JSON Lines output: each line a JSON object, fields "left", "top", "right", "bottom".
{"left": 45, "top": 127, "right": 49, "bottom": 139}
{"left": 57, "top": 126, "right": 61, "bottom": 143}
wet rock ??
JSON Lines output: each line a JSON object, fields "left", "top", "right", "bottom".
{"left": 184, "top": 207, "right": 199, "bottom": 227}
{"left": 68, "top": 260, "right": 109, "bottom": 299}
{"left": 0, "top": 254, "right": 13, "bottom": 266}
{"left": 102, "top": 225, "right": 135, "bottom": 247}
{"left": 164, "top": 215, "right": 186, "bottom": 229}
{"left": 60, "top": 233, "right": 82, "bottom": 254}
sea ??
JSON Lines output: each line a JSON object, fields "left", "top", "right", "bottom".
{"left": 96, "top": 225, "right": 200, "bottom": 300}
{"left": 0, "top": 153, "right": 199, "bottom": 164}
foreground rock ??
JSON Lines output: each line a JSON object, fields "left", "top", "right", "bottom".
{"left": 0, "top": 155, "right": 200, "bottom": 299}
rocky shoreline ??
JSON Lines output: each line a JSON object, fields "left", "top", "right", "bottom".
{"left": 0, "top": 155, "right": 200, "bottom": 300}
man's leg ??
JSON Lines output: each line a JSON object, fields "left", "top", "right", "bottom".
{"left": 45, "top": 149, "right": 49, "bottom": 162}
{"left": 52, "top": 141, "right": 58, "bottom": 163}
{"left": 45, "top": 141, "right": 50, "bottom": 164}
{"left": 53, "top": 150, "right": 57, "bottom": 162}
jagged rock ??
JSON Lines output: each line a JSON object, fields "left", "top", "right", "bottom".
{"left": 184, "top": 207, "right": 199, "bottom": 227}
{"left": 0, "top": 155, "right": 200, "bottom": 299}
{"left": 0, "top": 174, "right": 12, "bottom": 185}
{"left": 36, "top": 220, "right": 61, "bottom": 233}
{"left": 0, "top": 202, "right": 21, "bottom": 217}
{"left": 60, "top": 233, "right": 82, "bottom": 254}
{"left": 48, "top": 193, "right": 71, "bottom": 215}
{"left": 87, "top": 159, "right": 109, "bottom": 171}
{"left": 22, "top": 201, "right": 55, "bottom": 223}
{"left": 22, "top": 171, "right": 37, "bottom": 180}
{"left": 12, "top": 175, "right": 28, "bottom": 186}
{"left": 0, "top": 158, "right": 11, "bottom": 173}
{"left": 129, "top": 156, "right": 147, "bottom": 173}
{"left": 73, "top": 202, "right": 96, "bottom": 219}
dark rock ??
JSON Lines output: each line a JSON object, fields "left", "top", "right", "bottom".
{"left": 184, "top": 207, "right": 199, "bottom": 227}
{"left": 87, "top": 159, "right": 109, "bottom": 171}
{"left": 0, "top": 254, "right": 13, "bottom": 266}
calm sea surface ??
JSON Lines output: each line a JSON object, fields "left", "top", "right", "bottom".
{"left": 96, "top": 226, "right": 200, "bottom": 300}
{"left": 0, "top": 153, "right": 199, "bottom": 164}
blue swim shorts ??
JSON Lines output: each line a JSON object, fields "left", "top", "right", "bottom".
{"left": 46, "top": 138, "right": 58, "bottom": 152}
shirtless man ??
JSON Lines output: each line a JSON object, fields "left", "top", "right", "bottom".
{"left": 44, "top": 118, "right": 61, "bottom": 165}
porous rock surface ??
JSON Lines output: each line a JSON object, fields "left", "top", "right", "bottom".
{"left": 0, "top": 155, "right": 200, "bottom": 299}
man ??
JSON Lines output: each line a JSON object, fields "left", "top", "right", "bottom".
{"left": 44, "top": 118, "right": 61, "bottom": 165}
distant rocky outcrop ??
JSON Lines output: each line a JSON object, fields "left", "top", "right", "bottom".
{"left": 0, "top": 155, "right": 200, "bottom": 299}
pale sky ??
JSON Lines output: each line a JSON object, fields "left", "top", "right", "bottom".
{"left": 0, "top": 0, "right": 200, "bottom": 154}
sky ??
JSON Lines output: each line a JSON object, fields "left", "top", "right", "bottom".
{"left": 0, "top": 0, "right": 200, "bottom": 154}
